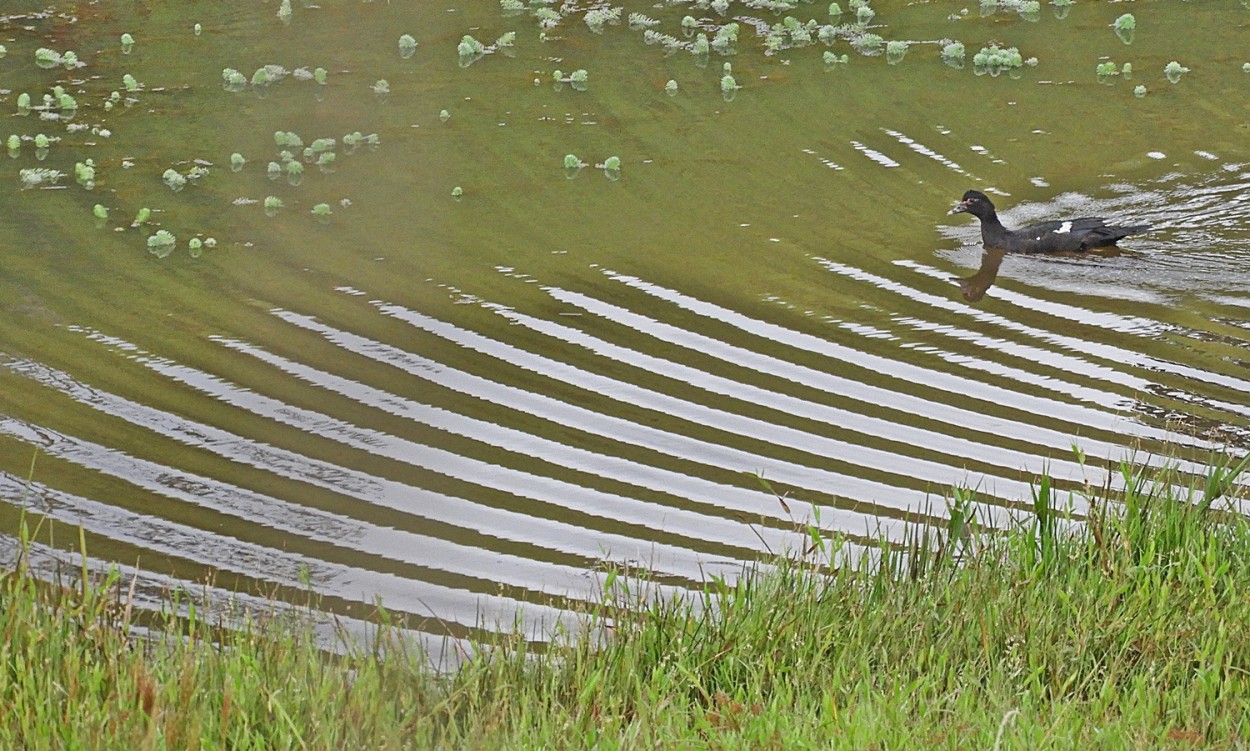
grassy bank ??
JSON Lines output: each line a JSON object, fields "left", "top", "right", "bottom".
{"left": 3, "top": 456, "right": 1250, "bottom": 750}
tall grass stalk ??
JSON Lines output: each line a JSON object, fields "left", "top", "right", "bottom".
{"left": 2, "top": 456, "right": 1249, "bottom": 748}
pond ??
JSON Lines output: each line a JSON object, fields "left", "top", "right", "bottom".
{"left": 1, "top": 0, "right": 1249, "bottom": 654}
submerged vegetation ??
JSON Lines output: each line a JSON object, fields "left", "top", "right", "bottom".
{"left": 3, "top": 456, "right": 1249, "bottom": 748}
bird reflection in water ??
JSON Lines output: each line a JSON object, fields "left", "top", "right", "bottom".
{"left": 957, "top": 246, "right": 1122, "bottom": 303}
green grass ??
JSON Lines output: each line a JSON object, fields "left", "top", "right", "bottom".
{"left": 2, "top": 454, "right": 1250, "bottom": 749}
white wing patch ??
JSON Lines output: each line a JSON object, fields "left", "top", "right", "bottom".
{"left": 1055, "top": 220, "right": 1073, "bottom": 234}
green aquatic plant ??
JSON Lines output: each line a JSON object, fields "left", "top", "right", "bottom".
{"left": 274, "top": 131, "right": 302, "bottom": 148}
{"left": 133, "top": 207, "right": 151, "bottom": 226}
{"left": 251, "top": 68, "right": 270, "bottom": 86}
{"left": 162, "top": 168, "right": 187, "bottom": 191}
{"left": 230, "top": 153, "right": 245, "bottom": 171}
{"left": 681, "top": 15, "right": 698, "bottom": 29}
{"left": 823, "top": 51, "right": 849, "bottom": 65}
{"left": 147, "top": 230, "right": 176, "bottom": 255}
{"left": 439, "top": 109, "right": 451, "bottom": 122}
{"left": 286, "top": 161, "right": 304, "bottom": 176}
{"left": 221, "top": 68, "right": 248, "bottom": 90}
{"left": 316, "top": 152, "right": 336, "bottom": 168}
{"left": 628, "top": 12, "right": 659, "bottom": 29}
{"left": 1114, "top": 12, "right": 1135, "bottom": 44}
{"left": 692, "top": 34, "right": 710, "bottom": 56}
{"left": 310, "top": 138, "right": 335, "bottom": 153}
{"left": 92, "top": 204, "right": 108, "bottom": 220}
{"left": 1122, "top": 62, "right": 1132, "bottom": 76}
{"left": 194, "top": 23, "right": 202, "bottom": 35}
{"left": 828, "top": 2, "right": 842, "bottom": 15}
{"left": 721, "top": 74, "right": 738, "bottom": 92}
{"left": 19, "top": 167, "right": 64, "bottom": 187}
{"left": 1164, "top": 60, "right": 1189, "bottom": 83}
{"left": 264, "top": 196, "right": 283, "bottom": 210}
{"left": 585, "top": 8, "right": 620, "bottom": 31}
{"left": 188, "top": 237, "right": 203, "bottom": 251}
{"left": 0, "top": 45, "right": 6, "bottom": 57}
{"left": 17, "top": 92, "right": 31, "bottom": 114}
{"left": 398, "top": 33, "right": 418, "bottom": 56}
{"left": 120, "top": 33, "right": 135, "bottom": 53}
{"left": 451, "top": 186, "right": 463, "bottom": 197}
{"left": 501, "top": 0, "right": 524, "bottom": 9}
{"left": 58, "top": 94, "right": 77, "bottom": 111}
{"left": 6, "top": 134, "right": 19, "bottom": 152}
{"left": 1096, "top": 61, "right": 1118, "bottom": 77}
{"left": 603, "top": 156, "right": 621, "bottom": 171}
{"left": 458, "top": 35, "right": 485, "bottom": 58}
{"left": 313, "top": 67, "right": 328, "bottom": 84}
{"left": 973, "top": 44, "right": 1024, "bottom": 74}
{"left": 372, "top": 79, "right": 390, "bottom": 95}
{"left": 856, "top": 5, "right": 874, "bottom": 23}
{"left": 35, "top": 48, "right": 61, "bottom": 67}
{"left": 712, "top": 22, "right": 739, "bottom": 53}
{"left": 1244, "top": 63, "right": 1250, "bottom": 73}
{"left": 852, "top": 33, "right": 884, "bottom": 54}
{"left": 665, "top": 79, "right": 678, "bottom": 94}
{"left": 34, "top": 134, "right": 50, "bottom": 149}
{"left": 496, "top": 32, "right": 516, "bottom": 47}
{"left": 74, "top": 160, "right": 95, "bottom": 188}
{"left": 123, "top": 73, "right": 140, "bottom": 92}
{"left": 1134, "top": 84, "right": 1147, "bottom": 97}
{"left": 203, "top": 237, "right": 217, "bottom": 249}
{"left": 886, "top": 40, "right": 908, "bottom": 64}
{"left": 569, "top": 69, "right": 588, "bottom": 84}
{"left": 563, "top": 154, "right": 583, "bottom": 169}
{"left": 277, "top": 0, "right": 293, "bottom": 21}
{"left": 311, "top": 203, "right": 332, "bottom": 216}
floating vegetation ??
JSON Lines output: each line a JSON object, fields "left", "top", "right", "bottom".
{"left": 721, "top": 73, "right": 738, "bottom": 92}
{"left": 692, "top": 34, "right": 709, "bottom": 57}
{"left": 1122, "top": 62, "right": 1133, "bottom": 77}
{"left": 121, "top": 33, "right": 135, "bottom": 53}
{"left": 33, "top": 134, "right": 51, "bottom": 150}
{"left": 162, "top": 168, "right": 188, "bottom": 191}
{"left": 569, "top": 69, "right": 588, "bottom": 90}
{"left": 439, "top": 109, "right": 451, "bottom": 122}
{"left": 451, "top": 186, "right": 463, "bottom": 197}
{"left": 35, "top": 48, "right": 63, "bottom": 68}
{"left": 74, "top": 160, "right": 96, "bottom": 189}
{"left": 665, "top": 79, "right": 678, "bottom": 95}
{"left": 316, "top": 152, "right": 336, "bottom": 170}
{"left": 628, "top": 13, "right": 659, "bottom": 29}
{"left": 458, "top": 34, "right": 486, "bottom": 63}
{"left": 123, "top": 74, "right": 141, "bottom": 92}
{"left": 828, "top": 2, "right": 842, "bottom": 15}
{"left": 277, "top": 0, "right": 293, "bottom": 23}
{"left": 1114, "top": 13, "right": 1136, "bottom": 44}
{"left": 852, "top": 33, "right": 884, "bottom": 56}
{"left": 886, "top": 40, "right": 908, "bottom": 65}
{"left": 601, "top": 156, "right": 621, "bottom": 180}
{"left": 0, "top": 45, "right": 6, "bottom": 57}
{"left": 194, "top": 23, "right": 202, "bottom": 35}
{"left": 6, "top": 135, "right": 19, "bottom": 155}
{"left": 823, "top": 51, "right": 849, "bottom": 67}
{"left": 398, "top": 34, "right": 418, "bottom": 58}
{"left": 221, "top": 68, "right": 248, "bottom": 91}
{"left": 16, "top": 93, "right": 31, "bottom": 114}
{"left": 267, "top": 161, "right": 282, "bottom": 179}
{"left": 1134, "top": 84, "right": 1147, "bottom": 97}
{"left": 132, "top": 207, "right": 151, "bottom": 226}
{"left": 19, "top": 167, "right": 63, "bottom": 188}
{"left": 856, "top": 5, "right": 874, "bottom": 24}
{"left": 372, "top": 79, "right": 390, "bottom": 96}
{"left": 1165, "top": 60, "right": 1189, "bottom": 84}
{"left": 585, "top": 8, "right": 621, "bottom": 33}
{"left": 311, "top": 202, "right": 332, "bottom": 217}
{"left": 501, "top": 0, "right": 524, "bottom": 11}
{"left": 1096, "top": 61, "right": 1118, "bottom": 81}
{"left": 147, "top": 229, "right": 176, "bottom": 257}
{"left": 564, "top": 154, "right": 584, "bottom": 169}
{"left": 941, "top": 41, "right": 966, "bottom": 69}
{"left": 92, "top": 204, "right": 108, "bottom": 220}
{"left": 314, "top": 67, "right": 328, "bottom": 85}
{"left": 972, "top": 44, "right": 1026, "bottom": 76}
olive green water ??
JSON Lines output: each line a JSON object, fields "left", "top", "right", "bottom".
{"left": 1, "top": 1, "right": 1248, "bottom": 647}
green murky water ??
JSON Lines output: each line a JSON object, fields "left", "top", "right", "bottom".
{"left": 2, "top": 1, "right": 1249, "bottom": 648}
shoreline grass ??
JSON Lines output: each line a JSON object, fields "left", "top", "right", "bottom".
{"left": 2, "top": 455, "right": 1249, "bottom": 749}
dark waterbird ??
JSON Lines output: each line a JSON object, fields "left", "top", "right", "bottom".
{"left": 949, "top": 190, "right": 1150, "bottom": 253}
